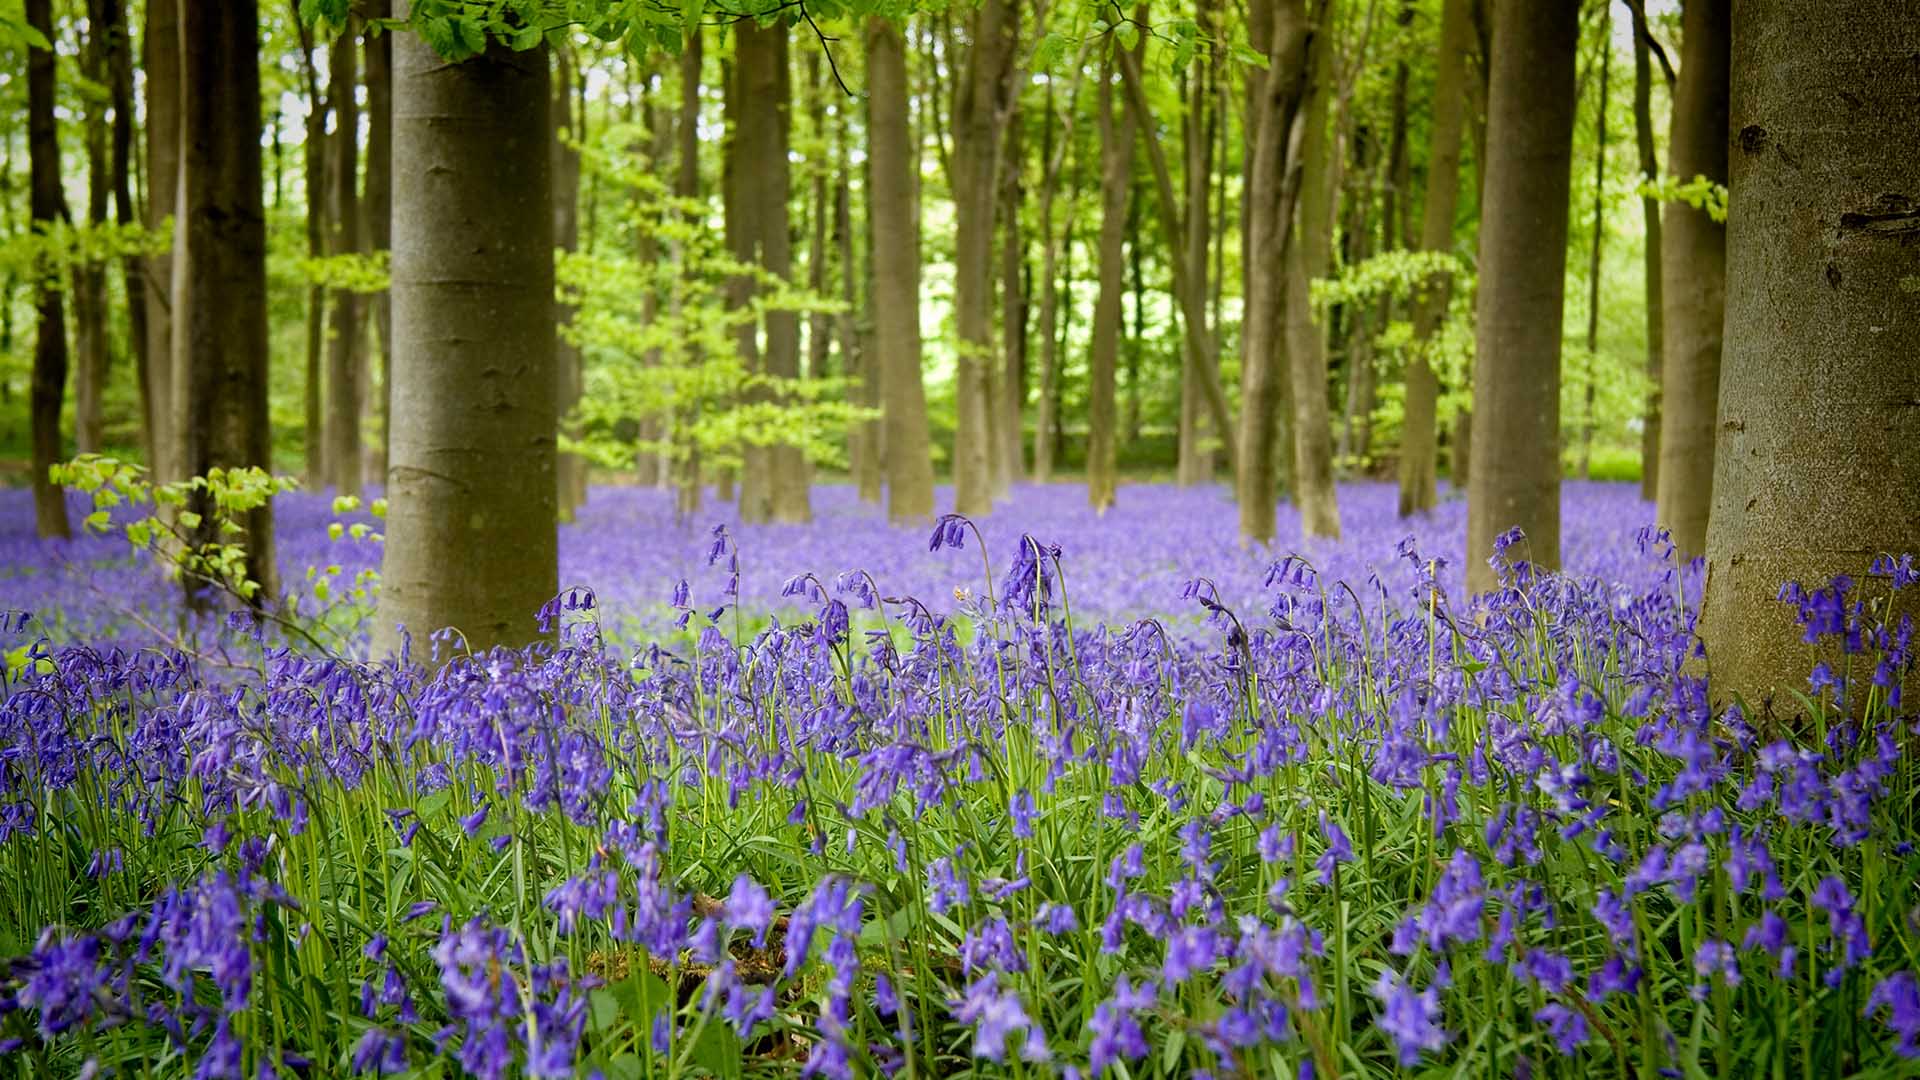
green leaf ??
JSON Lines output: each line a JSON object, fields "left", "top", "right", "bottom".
{"left": 420, "top": 15, "right": 459, "bottom": 58}
{"left": 455, "top": 15, "right": 488, "bottom": 58}
{"left": 509, "top": 23, "right": 542, "bottom": 51}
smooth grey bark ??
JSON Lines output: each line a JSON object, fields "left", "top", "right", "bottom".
{"left": 950, "top": 0, "right": 1017, "bottom": 517}
{"left": 1284, "top": 15, "right": 1341, "bottom": 540}
{"left": 673, "top": 32, "right": 704, "bottom": 516}
{"left": 1176, "top": 0, "right": 1220, "bottom": 485}
{"left": 27, "top": 0, "right": 70, "bottom": 539}
{"left": 1397, "top": 0, "right": 1469, "bottom": 518}
{"left": 143, "top": 0, "right": 180, "bottom": 485}
{"left": 1464, "top": 0, "right": 1578, "bottom": 596}
{"left": 1654, "top": 0, "right": 1730, "bottom": 557}
{"left": 1699, "top": 0, "right": 1919, "bottom": 713}
{"left": 552, "top": 47, "right": 584, "bottom": 521}
{"left": 175, "top": 0, "right": 275, "bottom": 601}
{"left": 376, "top": 27, "right": 556, "bottom": 656}
{"left": 747, "top": 23, "right": 808, "bottom": 524}
{"left": 292, "top": 9, "right": 328, "bottom": 489}
{"left": 1627, "top": 0, "right": 1663, "bottom": 503}
{"left": 1235, "top": 0, "right": 1312, "bottom": 545}
{"left": 866, "top": 17, "right": 936, "bottom": 524}
{"left": 325, "top": 15, "right": 363, "bottom": 497}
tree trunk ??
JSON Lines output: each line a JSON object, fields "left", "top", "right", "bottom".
{"left": 1124, "top": 195, "right": 1145, "bottom": 444}
{"left": 1236, "top": 0, "right": 1312, "bottom": 545}
{"left": 74, "top": 0, "right": 112, "bottom": 456}
{"left": 552, "top": 47, "right": 584, "bottom": 521}
{"left": 27, "top": 0, "right": 70, "bottom": 538}
{"left": 807, "top": 53, "right": 832, "bottom": 388}
{"left": 1464, "top": 0, "right": 1579, "bottom": 595}
{"left": 1031, "top": 48, "right": 1087, "bottom": 486}
{"left": 143, "top": 0, "right": 180, "bottom": 485}
{"left": 866, "top": 17, "right": 936, "bottom": 524}
{"left": 1700, "top": 0, "right": 1919, "bottom": 714}
{"left": 746, "top": 25, "right": 808, "bottom": 524}
{"left": 1580, "top": 13, "right": 1610, "bottom": 482}
{"left": 674, "top": 32, "right": 704, "bottom": 514}
{"left": 104, "top": 0, "right": 148, "bottom": 470}
{"left": 722, "top": 51, "right": 766, "bottom": 519}
{"left": 364, "top": 2, "right": 393, "bottom": 488}
{"left": 1176, "top": 0, "right": 1219, "bottom": 486}
{"left": 950, "top": 0, "right": 1016, "bottom": 517}
{"left": 1336, "top": 125, "right": 1374, "bottom": 473}
{"left": 325, "top": 16, "right": 363, "bottom": 497}
{"left": 1628, "top": 0, "right": 1663, "bottom": 504}
{"left": 294, "top": 12, "right": 328, "bottom": 489}
{"left": 1284, "top": 13, "right": 1341, "bottom": 540}
{"left": 1089, "top": 47, "right": 1137, "bottom": 513}
{"left": 997, "top": 100, "right": 1028, "bottom": 491}
{"left": 376, "top": 25, "right": 556, "bottom": 656}
{"left": 1397, "top": 0, "right": 1469, "bottom": 517}
{"left": 840, "top": 130, "right": 881, "bottom": 504}
{"left": 1654, "top": 0, "right": 1730, "bottom": 558}
{"left": 175, "top": 0, "right": 275, "bottom": 600}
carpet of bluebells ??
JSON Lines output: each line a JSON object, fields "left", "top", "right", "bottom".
{"left": 2, "top": 481, "right": 1919, "bottom": 1079}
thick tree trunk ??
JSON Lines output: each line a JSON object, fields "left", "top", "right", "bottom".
{"left": 143, "top": 0, "right": 180, "bottom": 485}
{"left": 722, "top": 53, "right": 766, "bottom": 519}
{"left": 866, "top": 18, "right": 936, "bottom": 523}
{"left": 364, "top": 2, "right": 393, "bottom": 488}
{"left": 74, "top": 0, "right": 111, "bottom": 456}
{"left": 1654, "top": 0, "right": 1730, "bottom": 558}
{"left": 1699, "top": 0, "right": 1919, "bottom": 714}
{"left": 746, "top": 25, "right": 808, "bottom": 524}
{"left": 1628, "top": 0, "right": 1663, "bottom": 504}
{"left": 1397, "top": 0, "right": 1469, "bottom": 518}
{"left": 552, "top": 47, "right": 584, "bottom": 521}
{"left": 950, "top": 0, "right": 1016, "bottom": 517}
{"left": 376, "top": 26, "right": 556, "bottom": 656}
{"left": 1089, "top": 49, "right": 1136, "bottom": 513}
{"left": 1284, "top": 17, "right": 1340, "bottom": 540}
{"left": 1464, "top": 0, "right": 1578, "bottom": 595}
{"left": 175, "top": 0, "right": 275, "bottom": 600}
{"left": 325, "top": 18, "right": 363, "bottom": 497}
{"left": 27, "top": 0, "right": 70, "bottom": 539}
{"left": 1235, "top": 0, "right": 1312, "bottom": 545}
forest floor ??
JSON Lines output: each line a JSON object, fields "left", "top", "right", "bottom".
{"left": 1, "top": 479, "right": 1675, "bottom": 647}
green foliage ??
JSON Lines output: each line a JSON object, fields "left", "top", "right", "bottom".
{"left": 51, "top": 455, "right": 299, "bottom": 605}
{"left": 559, "top": 122, "right": 875, "bottom": 485}
{"left": 298, "top": 250, "right": 390, "bottom": 294}
{"left": 1639, "top": 173, "right": 1729, "bottom": 223}
{"left": 0, "top": 0, "right": 48, "bottom": 50}
{"left": 0, "top": 220, "right": 170, "bottom": 293}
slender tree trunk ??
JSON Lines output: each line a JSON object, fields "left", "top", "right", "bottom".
{"left": 552, "top": 47, "right": 584, "bottom": 522}
{"left": 1089, "top": 47, "right": 1137, "bottom": 513}
{"left": 840, "top": 133, "right": 881, "bottom": 504}
{"left": 1628, "top": 0, "right": 1663, "bottom": 504}
{"left": 807, "top": 54, "right": 832, "bottom": 389}
{"left": 1397, "top": 0, "right": 1469, "bottom": 517}
{"left": 674, "top": 32, "right": 704, "bottom": 514}
{"left": 1464, "top": 0, "right": 1578, "bottom": 595}
{"left": 175, "top": 0, "right": 274, "bottom": 600}
{"left": 1284, "top": 13, "right": 1341, "bottom": 540}
{"left": 26, "top": 0, "right": 70, "bottom": 538}
{"left": 1124, "top": 195, "right": 1145, "bottom": 444}
{"left": 1654, "top": 0, "right": 1730, "bottom": 558}
{"left": 324, "top": 17, "right": 363, "bottom": 497}
{"left": 997, "top": 100, "right": 1028, "bottom": 490}
{"left": 294, "top": 13, "right": 328, "bottom": 489}
{"left": 1336, "top": 126, "right": 1374, "bottom": 472}
{"left": 1236, "top": 0, "right": 1312, "bottom": 544}
{"left": 750, "top": 26, "right": 808, "bottom": 524}
{"left": 1031, "top": 48, "right": 1087, "bottom": 486}
{"left": 143, "top": 0, "right": 180, "bottom": 485}
{"left": 1580, "top": 14, "right": 1610, "bottom": 482}
{"left": 866, "top": 17, "right": 936, "bottom": 523}
{"left": 376, "top": 25, "right": 556, "bottom": 656}
{"left": 1176, "top": 2, "right": 1219, "bottom": 486}
{"left": 103, "top": 0, "right": 147, "bottom": 467}
{"left": 364, "top": 2, "right": 393, "bottom": 488}
{"left": 74, "top": 0, "right": 111, "bottom": 455}
{"left": 1702, "top": 0, "right": 1919, "bottom": 713}
{"left": 950, "top": 0, "right": 1017, "bottom": 516}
